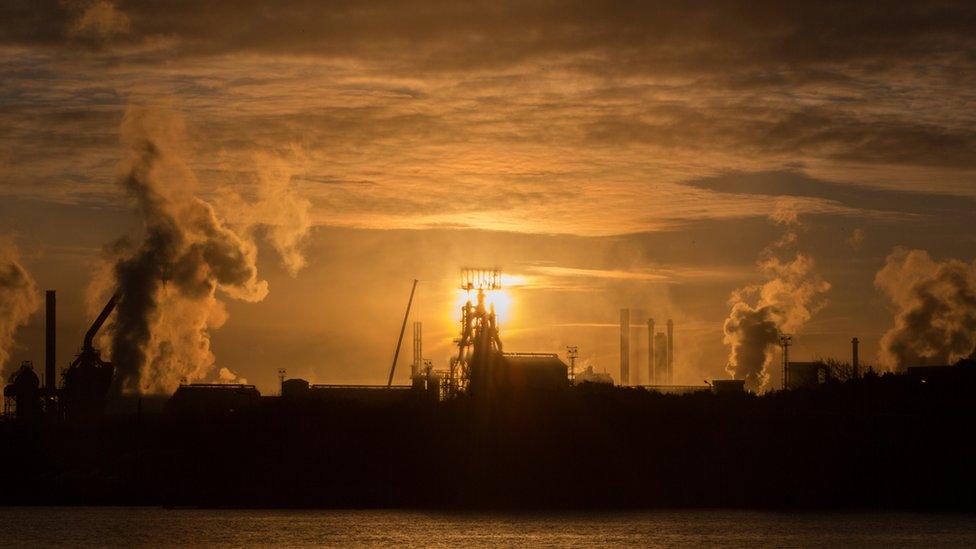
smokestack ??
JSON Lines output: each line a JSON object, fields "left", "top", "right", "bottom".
{"left": 45, "top": 290, "right": 55, "bottom": 392}
{"left": 412, "top": 321, "right": 422, "bottom": 379}
{"left": 852, "top": 337, "right": 859, "bottom": 379}
{"left": 666, "top": 319, "right": 674, "bottom": 385}
{"left": 631, "top": 319, "right": 641, "bottom": 385}
{"left": 619, "top": 308, "right": 630, "bottom": 386}
{"left": 647, "top": 318, "right": 655, "bottom": 385}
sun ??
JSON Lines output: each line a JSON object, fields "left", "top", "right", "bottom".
{"left": 453, "top": 287, "right": 513, "bottom": 326}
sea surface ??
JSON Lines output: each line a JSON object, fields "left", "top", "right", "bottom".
{"left": 0, "top": 507, "right": 974, "bottom": 547}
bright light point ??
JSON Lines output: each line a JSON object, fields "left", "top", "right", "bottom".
{"left": 452, "top": 287, "right": 513, "bottom": 325}
{"left": 486, "top": 289, "right": 512, "bottom": 325}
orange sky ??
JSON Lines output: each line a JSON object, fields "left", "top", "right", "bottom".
{"left": 1, "top": 1, "right": 975, "bottom": 393}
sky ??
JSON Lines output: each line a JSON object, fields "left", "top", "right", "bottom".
{"left": 1, "top": 1, "right": 974, "bottom": 394}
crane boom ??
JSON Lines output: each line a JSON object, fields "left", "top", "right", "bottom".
{"left": 387, "top": 279, "right": 418, "bottom": 387}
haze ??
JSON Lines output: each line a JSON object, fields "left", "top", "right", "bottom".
{"left": 1, "top": 1, "right": 974, "bottom": 393}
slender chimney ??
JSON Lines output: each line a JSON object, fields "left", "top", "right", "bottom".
{"left": 851, "top": 337, "right": 859, "bottom": 380}
{"left": 666, "top": 319, "right": 674, "bottom": 385}
{"left": 647, "top": 318, "right": 655, "bottom": 385}
{"left": 45, "top": 290, "right": 55, "bottom": 393}
{"left": 619, "top": 308, "right": 630, "bottom": 386}
{"left": 412, "top": 321, "right": 422, "bottom": 380}
{"left": 632, "top": 317, "right": 641, "bottom": 385}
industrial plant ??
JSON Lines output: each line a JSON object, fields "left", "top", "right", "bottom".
{"left": 2, "top": 267, "right": 729, "bottom": 421}
{"left": 0, "top": 266, "right": 959, "bottom": 422}
{"left": 2, "top": 266, "right": 976, "bottom": 511}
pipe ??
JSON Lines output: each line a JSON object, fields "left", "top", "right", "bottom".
{"left": 84, "top": 293, "right": 119, "bottom": 352}
{"left": 388, "top": 279, "right": 418, "bottom": 387}
{"left": 619, "top": 309, "right": 630, "bottom": 386}
{"left": 666, "top": 319, "right": 674, "bottom": 385}
{"left": 647, "top": 318, "right": 655, "bottom": 385}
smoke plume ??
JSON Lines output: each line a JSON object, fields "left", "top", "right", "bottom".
{"left": 105, "top": 107, "right": 308, "bottom": 394}
{"left": 723, "top": 220, "right": 830, "bottom": 390}
{"left": 0, "top": 241, "right": 39, "bottom": 378}
{"left": 218, "top": 149, "right": 312, "bottom": 277}
{"left": 876, "top": 248, "right": 976, "bottom": 370}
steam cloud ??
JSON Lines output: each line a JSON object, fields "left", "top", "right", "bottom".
{"left": 0, "top": 242, "right": 39, "bottom": 378}
{"left": 723, "top": 221, "right": 830, "bottom": 390}
{"left": 104, "top": 108, "right": 309, "bottom": 394}
{"left": 876, "top": 248, "right": 976, "bottom": 370}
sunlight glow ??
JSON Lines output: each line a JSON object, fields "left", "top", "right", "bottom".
{"left": 453, "top": 287, "right": 514, "bottom": 325}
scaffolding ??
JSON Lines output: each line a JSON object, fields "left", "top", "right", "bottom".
{"left": 450, "top": 268, "right": 503, "bottom": 396}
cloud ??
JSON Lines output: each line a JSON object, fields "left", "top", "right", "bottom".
{"left": 65, "top": 0, "right": 130, "bottom": 43}
{"left": 683, "top": 170, "right": 976, "bottom": 220}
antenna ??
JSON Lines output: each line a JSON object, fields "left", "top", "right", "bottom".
{"left": 779, "top": 334, "right": 793, "bottom": 390}
{"left": 566, "top": 346, "right": 579, "bottom": 384}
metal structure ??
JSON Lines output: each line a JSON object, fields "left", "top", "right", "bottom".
{"left": 412, "top": 321, "right": 422, "bottom": 381}
{"left": 3, "top": 361, "right": 41, "bottom": 420}
{"left": 451, "top": 268, "right": 502, "bottom": 396}
{"left": 61, "top": 293, "right": 118, "bottom": 420}
{"left": 852, "top": 337, "right": 860, "bottom": 379}
{"left": 779, "top": 334, "right": 793, "bottom": 390}
{"left": 653, "top": 332, "right": 668, "bottom": 382}
{"left": 566, "top": 346, "right": 578, "bottom": 384}
{"left": 619, "top": 308, "right": 630, "bottom": 386}
{"left": 278, "top": 368, "right": 287, "bottom": 395}
{"left": 647, "top": 318, "right": 655, "bottom": 384}
{"left": 387, "top": 279, "right": 419, "bottom": 387}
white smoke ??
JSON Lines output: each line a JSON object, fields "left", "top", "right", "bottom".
{"left": 876, "top": 247, "right": 976, "bottom": 370}
{"left": 103, "top": 107, "right": 310, "bottom": 394}
{"left": 723, "top": 217, "right": 830, "bottom": 391}
{"left": 218, "top": 149, "right": 312, "bottom": 277}
{"left": 217, "top": 366, "right": 248, "bottom": 385}
{"left": 0, "top": 241, "right": 39, "bottom": 378}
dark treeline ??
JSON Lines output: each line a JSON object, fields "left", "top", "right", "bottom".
{"left": 2, "top": 366, "right": 976, "bottom": 510}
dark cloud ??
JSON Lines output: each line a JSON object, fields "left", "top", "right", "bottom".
{"left": 585, "top": 105, "right": 976, "bottom": 170}
{"left": 2, "top": 2, "right": 972, "bottom": 67}
{"left": 683, "top": 170, "right": 976, "bottom": 219}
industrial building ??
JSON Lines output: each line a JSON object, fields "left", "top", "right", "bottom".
{"left": 710, "top": 379, "right": 746, "bottom": 395}
{"left": 165, "top": 383, "right": 262, "bottom": 416}
{"left": 574, "top": 365, "right": 614, "bottom": 385}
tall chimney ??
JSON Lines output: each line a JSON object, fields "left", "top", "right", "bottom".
{"left": 45, "top": 290, "right": 55, "bottom": 392}
{"left": 851, "top": 337, "right": 859, "bottom": 380}
{"left": 619, "top": 308, "right": 630, "bottom": 386}
{"left": 666, "top": 319, "right": 674, "bottom": 385}
{"left": 647, "top": 318, "right": 655, "bottom": 385}
{"left": 412, "top": 321, "right": 422, "bottom": 380}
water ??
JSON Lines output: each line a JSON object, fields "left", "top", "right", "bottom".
{"left": 0, "top": 508, "right": 974, "bottom": 547}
